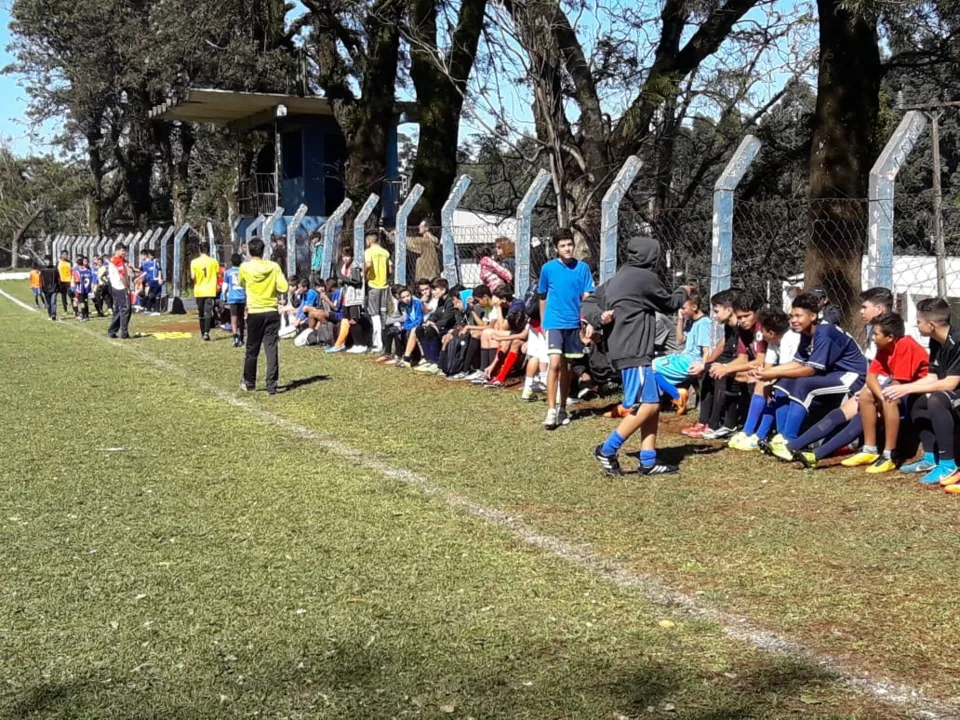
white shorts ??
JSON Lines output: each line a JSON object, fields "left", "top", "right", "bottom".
{"left": 527, "top": 326, "right": 549, "bottom": 364}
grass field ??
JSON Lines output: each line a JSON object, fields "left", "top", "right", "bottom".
{"left": 0, "top": 284, "right": 956, "bottom": 719}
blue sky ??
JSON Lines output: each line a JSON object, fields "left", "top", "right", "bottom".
{"left": 0, "top": 4, "right": 59, "bottom": 156}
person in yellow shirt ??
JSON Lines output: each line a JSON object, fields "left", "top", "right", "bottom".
{"left": 57, "top": 251, "right": 72, "bottom": 314}
{"left": 364, "top": 232, "right": 392, "bottom": 352}
{"left": 239, "top": 238, "right": 289, "bottom": 395}
{"left": 29, "top": 265, "right": 42, "bottom": 308}
{"left": 190, "top": 241, "right": 220, "bottom": 341}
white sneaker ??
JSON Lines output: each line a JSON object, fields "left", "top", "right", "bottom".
{"left": 370, "top": 346, "right": 384, "bottom": 354}
{"left": 543, "top": 407, "right": 558, "bottom": 429}
{"left": 414, "top": 362, "right": 438, "bottom": 373}
{"left": 464, "top": 370, "right": 486, "bottom": 382}
{"left": 703, "top": 426, "right": 737, "bottom": 440}
{"left": 346, "top": 345, "right": 368, "bottom": 354}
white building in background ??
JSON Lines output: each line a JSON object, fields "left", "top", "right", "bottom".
{"left": 781, "top": 254, "right": 960, "bottom": 344}
{"left": 451, "top": 209, "right": 517, "bottom": 286}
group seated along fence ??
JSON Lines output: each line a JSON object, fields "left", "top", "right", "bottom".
{"left": 52, "top": 118, "right": 956, "bottom": 336}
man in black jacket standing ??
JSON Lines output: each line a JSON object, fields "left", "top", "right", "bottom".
{"left": 40, "top": 256, "right": 60, "bottom": 320}
{"left": 583, "top": 236, "right": 689, "bottom": 476}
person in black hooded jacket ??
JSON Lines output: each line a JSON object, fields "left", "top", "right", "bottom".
{"left": 582, "top": 236, "right": 689, "bottom": 476}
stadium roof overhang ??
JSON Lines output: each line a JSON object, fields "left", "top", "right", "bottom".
{"left": 148, "top": 88, "right": 420, "bottom": 132}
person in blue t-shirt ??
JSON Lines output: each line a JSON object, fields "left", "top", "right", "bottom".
{"left": 753, "top": 292, "right": 866, "bottom": 456}
{"left": 221, "top": 253, "right": 247, "bottom": 347}
{"left": 140, "top": 249, "right": 164, "bottom": 315}
{"left": 537, "top": 228, "right": 595, "bottom": 430}
{"left": 73, "top": 256, "right": 94, "bottom": 321}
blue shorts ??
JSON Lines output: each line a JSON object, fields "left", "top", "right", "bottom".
{"left": 775, "top": 371, "right": 864, "bottom": 409}
{"left": 32, "top": 288, "right": 40, "bottom": 296}
{"left": 547, "top": 328, "right": 584, "bottom": 359}
{"left": 622, "top": 366, "right": 659, "bottom": 408}
{"left": 651, "top": 354, "right": 695, "bottom": 385}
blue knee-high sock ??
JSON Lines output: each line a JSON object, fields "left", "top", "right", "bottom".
{"left": 601, "top": 430, "right": 628, "bottom": 457}
{"left": 773, "top": 393, "right": 791, "bottom": 436}
{"left": 757, "top": 406, "right": 776, "bottom": 440}
{"left": 788, "top": 408, "right": 848, "bottom": 452}
{"left": 639, "top": 449, "right": 657, "bottom": 468}
{"left": 743, "top": 394, "right": 766, "bottom": 436}
{"left": 781, "top": 402, "right": 808, "bottom": 442}
{"left": 655, "top": 372, "right": 681, "bottom": 401}
{"left": 813, "top": 414, "right": 864, "bottom": 461}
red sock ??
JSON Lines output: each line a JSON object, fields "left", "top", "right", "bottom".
{"left": 496, "top": 351, "right": 520, "bottom": 383}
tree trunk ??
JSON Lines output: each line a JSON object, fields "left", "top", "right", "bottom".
{"left": 805, "top": 0, "right": 880, "bottom": 330}
{"left": 408, "top": 0, "right": 487, "bottom": 221}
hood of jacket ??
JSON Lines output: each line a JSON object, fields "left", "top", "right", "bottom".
{"left": 623, "top": 236, "right": 660, "bottom": 270}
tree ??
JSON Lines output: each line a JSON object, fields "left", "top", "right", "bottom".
{"left": 804, "top": 0, "right": 881, "bottom": 328}
{"left": 303, "top": 0, "right": 403, "bottom": 217}
{"left": 0, "top": 147, "right": 86, "bottom": 266}
{"left": 406, "top": 0, "right": 488, "bottom": 221}
{"left": 491, "top": 0, "right": 806, "bottom": 255}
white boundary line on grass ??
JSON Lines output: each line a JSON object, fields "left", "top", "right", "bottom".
{"left": 0, "top": 287, "right": 38, "bottom": 312}
{"left": 0, "top": 289, "right": 951, "bottom": 720}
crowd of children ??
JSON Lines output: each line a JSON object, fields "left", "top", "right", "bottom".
{"left": 33, "top": 229, "right": 960, "bottom": 492}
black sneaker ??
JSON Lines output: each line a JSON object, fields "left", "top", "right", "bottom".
{"left": 593, "top": 445, "right": 623, "bottom": 476}
{"left": 108, "top": 333, "right": 118, "bottom": 338}
{"left": 638, "top": 463, "right": 680, "bottom": 476}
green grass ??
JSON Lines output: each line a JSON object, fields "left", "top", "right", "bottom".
{"left": 0, "top": 284, "right": 941, "bottom": 718}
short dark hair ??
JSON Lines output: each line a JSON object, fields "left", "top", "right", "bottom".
{"left": 732, "top": 291, "right": 762, "bottom": 313}
{"left": 231, "top": 253, "right": 242, "bottom": 266}
{"left": 710, "top": 289, "right": 736, "bottom": 308}
{"left": 684, "top": 289, "right": 703, "bottom": 311}
{"left": 552, "top": 228, "right": 575, "bottom": 248}
{"left": 341, "top": 244, "right": 354, "bottom": 257}
{"left": 860, "top": 287, "right": 894, "bottom": 309}
{"left": 917, "top": 297, "right": 951, "bottom": 326}
{"left": 44, "top": 254, "right": 52, "bottom": 262}
{"left": 199, "top": 241, "right": 211, "bottom": 254}
{"left": 871, "top": 311, "right": 905, "bottom": 338}
{"left": 417, "top": 277, "right": 432, "bottom": 287}
{"left": 391, "top": 284, "right": 407, "bottom": 296}
{"left": 472, "top": 284, "right": 492, "bottom": 300}
{"left": 299, "top": 278, "right": 310, "bottom": 289}
{"left": 432, "top": 278, "right": 449, "bottom": 292}
{"left": 115, "top": 243, "right": 127, "bottom": 252}
{"left": 758, "top": 308, "right": 789, "bottom": 336}
{"left": 792, "top": 292, "right": 821, "bottom": 315}
{"left": 248, "top": 238, "right": 265, "bottom": 258}
{"left": 493, "top": 285, "right": 514, "bottom": 302}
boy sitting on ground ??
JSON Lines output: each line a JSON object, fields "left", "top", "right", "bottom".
{"left": 650, "top": 290, "right": 712, "bottom": 416}
{"left": 882, "top": 298, "right": 960, "bottom": 488}
{"left": 753, "top": 292, "right": 867, "bottom": 461}
{"left": 729, "top": 308, "right": 790, "bottom": 451}
{"left": 681, "top": 290, "right": 739, "bottom": 439}
{"left": 701, "top": 291, "right": 768, "bottom": 441}
{"left": 840, "top": 312, "right": 929, "bottom": 474}
{"left": 413, "top": 278, "right": 457, "bottom": 374}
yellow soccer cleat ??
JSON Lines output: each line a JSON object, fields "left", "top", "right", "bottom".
{"left": 864, "top": 457, "right": 896, "bottom": 474}
{"left": 944, "top": 477, "right": 960, "bottom": 494}
{"left": 841, "top": 451, "right": 880, "bottom": 468}
{"left": 940, "top": 470, "right": 960, "bottom": 487}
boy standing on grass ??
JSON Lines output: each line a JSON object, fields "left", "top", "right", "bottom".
{"left": 585, "top": 236, "right": 689, "bottom": 476}
{"left": 221, "top": 253, "right": 247, "bottom": 347}
{"left": 841, "top": 312, "right": 928, "bottom": 474}
{"left": 57, "top": 251, "right": 71, "bottom": 314}
{"left": 190, "top": 241, "right": 220, "bottom": 341}
{"left": 239, "top": 238, "right": 289, "bottom": 395}
{"left": 881, "top": 298, "right": 960, "bottom": 488}
{"left": 29, "top": 264, "right": 42, "bottom": 307}
{"left": 538, "top": 228, "right": 595, "bottom": 430}
{"left": 364, "top": 232, "right": 392, "bottom": 353}
{"left": 40, "top": 256, "right": 59, "bottom": 320}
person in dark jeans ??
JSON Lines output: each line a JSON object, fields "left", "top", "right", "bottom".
{"left": 40, "top": 256, "right": 60, "bottom": 320}
{"left": 239, "top": 238, "right": 289, "bottom": 395}
{"left": 106, "top": 244, "right": 132, "bottom": 339}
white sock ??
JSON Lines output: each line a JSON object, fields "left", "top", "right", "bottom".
{"left": 523, "top": 376, "right": 534, "bottom": 392}
{"left": 371, "top": 316, "right": 383, "bottom": 348}
{"left": 862, "top": 444, "right": 878, "bottom": 454}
